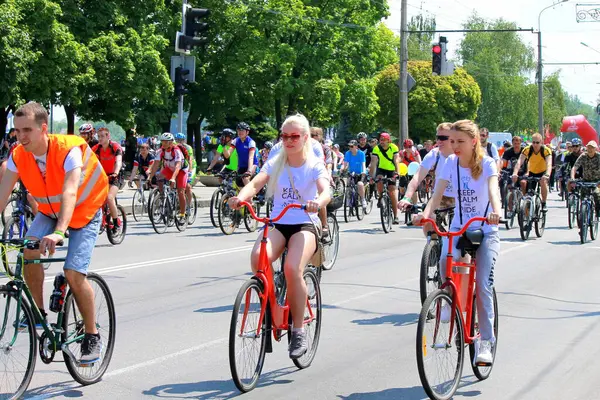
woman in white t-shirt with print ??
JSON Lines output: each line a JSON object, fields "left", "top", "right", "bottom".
{"left": 414, "top": 119, "right": 501, "bottom": 367}
{"left": 229, "top": 113, "right": 330, "bottom": 360}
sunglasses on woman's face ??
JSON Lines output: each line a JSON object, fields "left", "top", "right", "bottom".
{"left": 282, "top": 134, "right": 301, "bottom": 142}
{"left": 436, "top": 135, "right": 449, "bottom": 141}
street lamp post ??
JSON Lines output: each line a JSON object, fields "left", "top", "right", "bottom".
{"left": 538, "top": 0, "right": 569, "bottom": 135}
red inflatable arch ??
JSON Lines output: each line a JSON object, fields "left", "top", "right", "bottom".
{"left": 561, "top": 115, "right": 599, "bottom": 145}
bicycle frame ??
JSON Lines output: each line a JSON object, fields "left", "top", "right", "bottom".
{"left": 237, "top": 201, "right": 316, "bottom": 341}
{"left": 418, "top": 217, "right": 489, "bottom": 347}
{"left": 0, "top": 240, "right": 82, "bottom": 357}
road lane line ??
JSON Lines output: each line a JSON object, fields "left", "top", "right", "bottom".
{"left": 41, "top": 245, "right": 253, "bottom": 282}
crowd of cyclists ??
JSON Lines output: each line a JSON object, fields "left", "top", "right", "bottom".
{"left": 1, "top": 101, "right": 599, "bottom": 399}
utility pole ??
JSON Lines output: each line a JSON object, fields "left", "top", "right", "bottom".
{"left": 537, "top": 31, "right": 543, "bottom": 136}
{"left": 177, "top": 0, "right": 187, "bottom": 135}
{"left": 399, "top": 0, "right": 408, "bottom": 143}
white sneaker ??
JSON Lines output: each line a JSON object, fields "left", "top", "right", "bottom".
{"left": 475, "top": 340, "right": 493, "bottom": 366}
{"left": 440, "top": 304, "right": 451, "bottom": 323}
{"left": 362, "top": 199, "right": 368, "bottom": 208}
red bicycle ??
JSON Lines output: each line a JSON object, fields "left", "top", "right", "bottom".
{"left": 415, "top": 217, "right": 499, "bottom": 400}
{"left": 228, "top": 201, "right": 322, "bottom": 393}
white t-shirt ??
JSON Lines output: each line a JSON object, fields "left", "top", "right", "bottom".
{"left": 484, "top": 142, "right": 500, "bottom": 162}
{"left": 261, "top": 155, "right": 329, "bottom": 225}
{"left": 156, "top": 147, "right": 186, "bottom": 170}
{"left": 7, "top": 147, "right": 83, "bottom": 178}
{"left": 438, "top": 154, "right": 498, "bottom": 233}
{"left": 420, "top": 148, "right": 452, "bottom": 197}
{"left": 268, "top": 138, "right": 324, "bottom": 162}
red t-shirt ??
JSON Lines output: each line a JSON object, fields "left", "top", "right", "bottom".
{"left": 92, "top": 141, "right": 122, "bottom": 174}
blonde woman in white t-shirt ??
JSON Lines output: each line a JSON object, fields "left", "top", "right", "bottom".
{"left": 229, "top": 113, "right": 330, "bottom": 360}
{"left": 414, "top": 119, "right": 501, "bottom": 367}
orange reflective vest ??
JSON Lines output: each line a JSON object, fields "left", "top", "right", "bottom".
{"left": 12, "top": 135, "right": 108, "bottom": 229}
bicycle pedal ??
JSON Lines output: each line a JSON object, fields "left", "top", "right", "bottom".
{"left": 475, "top": 361, "right": 492, "bottom": 367}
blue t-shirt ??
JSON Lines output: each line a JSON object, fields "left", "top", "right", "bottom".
{"left": 232, "top": 136, "right": 258, "bottom": 169}
{"left": 344, "top": 150, "right": 366, "bottom": 174}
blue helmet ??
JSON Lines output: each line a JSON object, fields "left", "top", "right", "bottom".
{"left": 175, "top": 132, "right": 185, "bottom": 140}
{"left": 572, "top": 138, "right": 582, "bottom": 146}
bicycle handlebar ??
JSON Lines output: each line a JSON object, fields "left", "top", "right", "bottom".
{"left": 238, "top": 201, "right": 306, "bottom": 224}
{"left": 0, "top": 238, "right": 64, "bottom": 249}
{"left": 415, "top": 217, "right": 491, "bottom": 237}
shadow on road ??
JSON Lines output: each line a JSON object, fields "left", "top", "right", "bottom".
{"left": 341, "top": 228, "right": 386, "bottom": 235}
{"left": 142, "top": 366, "right": 296, "bottom": 399}
{"left": 350, "top": 313, "right": 419, "bottom": 327}
{"left": 194, "top": 304, "right": 233, "bottom": 313}
{"left": 24, "top": 380, "right": 83, "bottom": 399}
{"left": 337, "top": 386, "right": 425, "bottom": 399}
{"left": 547, "top": 240, "right": 583, "bottom": 246}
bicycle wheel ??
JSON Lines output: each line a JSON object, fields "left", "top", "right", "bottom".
{"left": 174, "top": 195, "right": 187, "bottom": 233}
{"left": 289, "top": 268, "right": 322, "bottom": 369}
{"left": 244, "top": 202, "right": 259, "bottom": 233}
{"left": 504, "top": 190, "right": 516, "bottom": 230}
{"left": 106, "top": 205, "right": 127, "bottom": 245}
{"left": 229, "top": 279, "right": 268, "bottom": 393}
{"left": 218, "top": 195, "right": 237, "bottom": 235}
{"left": 209, "top": 189, "right": 222, "bottom": 228}
{"left": 519, "top": 199, "right": 532, "bottom": 241}
{"left": 419, "top": 239, "right": 441, "bottom": 305}
{"left": 343, "top": 188, "right": 353, "bottom": 223}
{"left": 0, "top": 286, "right": 36, "bottom": 399}
{"left": 567, "top": 195, "right": 576, "bottom": 229}
{"left": 322, "top": 213, "right": 339, "bottom": 270}
{"left": 187, "top": 192, "right": 198, "bottom": 226}
{"left": 364, "top": 185, "right": 374, "bottom": 215}
{"left": 590, "top": 202, "right": 598, "bottom": 241}
{"left": 579, "top": 201, "right": 589, "bottom": 244}
{"left": 354, "top": 194, "right": 364, "bottom": 221}
{"left": 380, "top": 196, "right": 392, "bottom": 233}
{"left": 2, "top": 217, "right": 26, "bottom": 277}
{"left": 63, "top": 273, "right": 116, "bottom": 385}
{"left": 1, "top": 193, "right": 18, "bottom": 227}
{"left": 131, "top": 189, "right": 145, "bottom": 222}
{"left": 418, "top": 181, "right": 427, "bottom": 203}
{"left": 469, "top": 288, "right": 499, "bottom": 381}
{"left": 147, "top": 188, "right": 159, "bottom": 217}
{"left": 150, "top": 194, "right": 168, "bottom": 234}
{"left": 534, "top": 197, "right": 545, "bottom": 238}
{"left": 416, "top": 290, "right": 465, "bottom": 400}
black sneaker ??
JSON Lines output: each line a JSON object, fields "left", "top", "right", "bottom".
{"left": 80, "top": 333, "right": 103, "bottom": 365}
{"left": 289, "top": 330, "right": 307, "bottom": 360}
{"left": 321, "top": 228, "right": 331, "bottom": 244}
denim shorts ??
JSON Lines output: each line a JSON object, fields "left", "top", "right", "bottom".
{"left": 27, "top": 210, "right": 102, "bottom": 275}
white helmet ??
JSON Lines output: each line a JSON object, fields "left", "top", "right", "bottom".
{"left": 160, "top": 132, "right": 174, "bottom": 141}
{"left": 325, "top": 139, "right": 333, "bottom": 146}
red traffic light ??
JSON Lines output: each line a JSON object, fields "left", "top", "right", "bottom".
{"left": 432, "top": 45, "right": 441, "bottom": 54}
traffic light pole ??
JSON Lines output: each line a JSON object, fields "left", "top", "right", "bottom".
{"left": 399, "top": 0, "right": 408, "bottom": 143}
{"left": 537, "top": 31, "right": 544, "bottom": 137}
{"left": 177, "top": 0, "right": 188, "bottom": 135}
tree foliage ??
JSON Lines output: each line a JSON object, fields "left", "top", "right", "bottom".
{"left": 375, "top": 61, "right": 481, "bottom": 141}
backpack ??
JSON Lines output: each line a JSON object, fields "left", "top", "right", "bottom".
{"left": 525, "top": 145, "right": 547, "bottom": 161}
{"left": 162, "top": 144, "right": 189, "bottom": 169}
{"left": 93, "top": 140, "right": 120, "bottom": 158}
{"left": 486, "top": 142, "right": 494, "bottom": 158}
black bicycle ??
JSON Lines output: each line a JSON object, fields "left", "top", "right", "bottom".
{"left": 518, "top": 176, "right": 545, "bottom": 241}
{"left": 343, "top": 172, "right": 366, "bottom": 223}
{"left": 374, "top": 176, "right": 397, "bottom": 233}
{"left": 572, "top": 180, "right": 600, "bottom": 244}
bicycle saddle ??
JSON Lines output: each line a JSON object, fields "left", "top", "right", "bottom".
{"left": 456, "top": 229, "right": 484, "bottom": 256}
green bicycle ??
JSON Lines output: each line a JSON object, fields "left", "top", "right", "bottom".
{"left": 0, "top": 238, "right": 116, "bottom": 399}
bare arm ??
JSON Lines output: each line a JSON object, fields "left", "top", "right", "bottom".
{"left": 393, "top": 153, "right": 401, "bottom": 174}
{"left": 369, "top": 154, "right": 379, "bottom": 177}
{"left": 0, "top": 168, "right": 19, "bottom": 213}
{"left": 248, "top": 148, "right": 257, "bottom": 174}
{"left": 422, "top": 179, "right": 449, "bottom": 220}
{"left": 223, "top": 142, "right": 234, "bottom": 158}
{"left": 55, "top": 167, "right": 81, "bottom": 233}
{"left": 237, "top": 171, "right": 269, "bottom": 202}
{"left": 114, "top": 154, "right": 122, "bottom": 176}
{"left": 315, "top": 177, "right": 331, "bottom": 208}
{"left": 513, "top": 153, "right": 526, "bottom": 176}
{"left": 545, "top": 154, "right": 552, "bottom": 176}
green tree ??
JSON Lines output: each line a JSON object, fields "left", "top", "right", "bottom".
{"left": 375, "top": 61, "right": 482, "bottom": 141}
{"left": 542, "top": 71, "right": 566, "bottom": 135}
{"left": 407, "top": 15, "right": 436, "bottom": 61}
{"left": 458, "top": 14, "right": 537, "bottom": 132}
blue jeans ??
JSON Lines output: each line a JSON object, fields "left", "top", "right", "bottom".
{"left": 439, "top": 231, "right": 500, "bottom": 342}
{"left": 27, "top": 210, "right": 102, "bottom": 275}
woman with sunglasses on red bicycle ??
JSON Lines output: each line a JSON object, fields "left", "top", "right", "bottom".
{"left": 414, "top": 119, "right": 501, "bottom": 366}
{"left": 228, "top": 113, "right": 330, "bottom": 360}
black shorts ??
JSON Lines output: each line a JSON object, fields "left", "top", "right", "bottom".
{"left": 108, "top": 174, "right": 123, "bottom": 188}
{"left": 274, "top": 223, "right": 319, "bottom": 253}
{"left": 528, "top": 172, "right": 546, "bottom": 178}
{"left": 376, "top": 169, "right": 397, "bottom": 186}
{"left": 236, "top": 167, "right": 254, "bottom": 187}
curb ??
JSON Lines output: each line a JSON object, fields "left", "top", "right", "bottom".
{"left": 121, "top": 199, "right": 211, "bottom": 215}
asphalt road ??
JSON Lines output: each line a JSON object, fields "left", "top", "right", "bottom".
{"left": 7, "top": 190, "right": 600, "bottom": 400}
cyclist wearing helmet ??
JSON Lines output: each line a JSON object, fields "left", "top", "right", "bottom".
{"left": 562, "top": 137, "right": 584, "bottom": 185}
{"left": 512, "top": 132, "right": 553, "bottom": 211}
{"left": 175, "top": 133, "right": 195, "bottom": 207}
{"left": 78, "top": 123, "right": 99, "bottom": 148}
{"left": 226, "top": 122, "right": 258, "bottom": 187}
{"left": 92, "top": 127, "right": 123, "bottom": 232}
{"left": 147, "top": 132, "right": 188, "bottom": 219}
{"left": 370, "top": 132, "right": 401, "bottom": 224}
{"left": 260, "top": 141, "right": 273, "bottom": 168}
{"left": 356, "top": 132, "right": 373, "bottom": 168}
{"left": 400, "top": 138, "right": 421, "bottom": 166}
{"left": 207, "top": 128, "right": 238, "bottom": 175}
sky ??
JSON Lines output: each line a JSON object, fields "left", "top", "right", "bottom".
{"left": 384, "top": 0, "right": 600, "bottom": 107}
{"left": 47, "top": 0, "right": 600, "bottom": 124}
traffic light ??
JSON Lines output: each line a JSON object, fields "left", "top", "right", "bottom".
{"left": 432, "top": 44, "right": 442, "bottom": 75}
{"left": 175, "top": 6, "right": 210, "bottom": 54}
{"left": 174, "top": 66, "right": 190, "bottom": 96}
